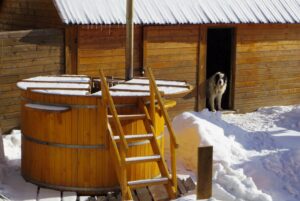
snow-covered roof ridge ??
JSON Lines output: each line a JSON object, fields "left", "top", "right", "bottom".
{"left": 53, "top": 0, "right": 300, "bottom": 25}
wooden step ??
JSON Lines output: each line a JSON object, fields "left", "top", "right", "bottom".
{"left": 128, "top": 177, "right": 169, "bottom": 189}
{"left": 108, "top": 114, "right": 146, "bottom": 121}
{"left": 113, "top": 134, "right": 154, "bottom": 142}
{"left": 125, "top": 155, "right": 161, "bottom": 164}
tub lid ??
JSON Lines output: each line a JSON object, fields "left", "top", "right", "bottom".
{"left": 17, "top": 75, "right": 91, "bottom": 96}
{"left": 17, "top": 75, "right": 192, "bottom": 97}
{"left": 103, "top": 78, "right": 192, "bottom": 97}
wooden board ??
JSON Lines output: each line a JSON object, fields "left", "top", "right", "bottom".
{"left": 0, "top": 29, "right": 64, "bottom": 133}
{"left": 144, "top": 25, "right": 200, "bottom": 117}
{"left": 0, "top": 0, "right": 62, "bottom": 30}
{"left": 21, "top": 91, "right": 164, "bottom": 192}
{"left": 77, "top": 26, "right": 143, "bottom": 78}
{"left": 234, "top": 24, "right": 300, "bottom": 112}
{"left": 65, "top": 26, "right": 78, "bottom": 74}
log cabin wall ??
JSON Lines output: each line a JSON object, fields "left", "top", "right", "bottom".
{"left": 77, "top": 26, "right": 143, "bottom": 78}
{"left": 234, "top": 24, "right": 300, "bottom": 112}
{"left": 0, "top": 29, "right": 64, "bottom": 133}
{"left": 144, "top": 25, "right": 200, "bottom": 117}
{"left": 0, "top": 0, "right": 62, "bottom": 31}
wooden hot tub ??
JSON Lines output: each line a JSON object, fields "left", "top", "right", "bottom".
{"left": 17, "top": 75, "right": 191, "bottom": 193}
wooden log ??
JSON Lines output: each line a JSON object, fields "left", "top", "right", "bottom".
{"left": 135, "top": 187, "right": 152, "bottom": 201}
{"left": 148, "top": 185, "right": 169, "bottom": 201}
{"left": 177, "top": 178, "right": 187, "bottom": 195}
{"left": 131, "top": 190, "right": 139, "bottom": 201}
{"left": 197, "top": 146, "right": 213, "bottom": 199}
{"left": 183, "top": 177, "right": 196, "bottom": 191}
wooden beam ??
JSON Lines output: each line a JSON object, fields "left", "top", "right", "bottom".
{"left": 65, "top": 26, "right": 78, "bottom": 74}
{"left": 197, "top": 146, "right": 213, "bottom": 200}
{"left": 0, "top": 128, "right": 4, "bottom": 163}
{"left": 125, "top": 0, "right": 134, "bottom": 80}
{"left": 229, "top": 28, "right": 237, "bottom": 110}
{"left": 197, "top": 26, "right": 207, "bottom": 111}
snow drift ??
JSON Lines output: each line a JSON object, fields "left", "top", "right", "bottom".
{"left": 170, "top": 106, "right": 300, "bottom": 201}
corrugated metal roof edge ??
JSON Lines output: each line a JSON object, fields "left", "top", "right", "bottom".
{"left": 62, "top": 21, "right": 300, "bottom": 25}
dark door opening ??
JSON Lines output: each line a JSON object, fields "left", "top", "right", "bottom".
{"left": 206, "top": 28, "right": 235, "bottom": 110}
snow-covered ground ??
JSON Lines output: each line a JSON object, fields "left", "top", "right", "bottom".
{"left": 172, "top": 105, "right": 300, "bottom": 201}
{"left": 1, "top": 105, "right": 300, "bottom": 201}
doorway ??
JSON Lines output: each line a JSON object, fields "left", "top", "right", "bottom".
{"left": 206, "top": 28, "right": 235, "bottom": 110}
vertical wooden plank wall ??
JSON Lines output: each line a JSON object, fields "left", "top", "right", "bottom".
{"left": 144, "top": 25, "right": 200, "bottom": 117}
{"left": 0, "top": 0, "right": 62, "bottom": 31}
{"left": 197, "top": 26, "right": 207, "bottom": 111}
{"left": 0, "top": 29, "right": 64, "bottom": 133}
{"left": 234, "top": 24, "right": 300, "bottom": 112}
{"left": 77, "top": 26, "right": 142, "bottom": 78}
{"left": 65, "top": 26, "right": 78, "bottom": 74}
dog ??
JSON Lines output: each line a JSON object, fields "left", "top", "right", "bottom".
{"left": 206, "top": 72, "right": 227, "bottom": 112}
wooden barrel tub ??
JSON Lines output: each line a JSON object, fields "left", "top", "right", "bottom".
{"left": 17, "top": 75, "right": 191, "bottom": 194}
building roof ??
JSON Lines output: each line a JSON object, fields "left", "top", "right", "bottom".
{"left": 53, "top": 0, "right": 300, "bottom": 25}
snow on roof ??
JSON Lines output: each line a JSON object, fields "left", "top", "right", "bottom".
{"left": 53, "top": 0, "right": 300, "bottom": 25}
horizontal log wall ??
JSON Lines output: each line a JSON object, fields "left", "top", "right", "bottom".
{"left": 0, "top": 29, "right": 64, "bottom": 133}
{"left": 77, "top": 26, "right": 142, "bottom": 78}
{"left": 144, "top": 25, "right": 199, "bottom": 117}
{"left": 0, "top": 0, "right": 62, "bottom": 30}
{"left": 234, "top": 24, "right": 300, "bottom": 112}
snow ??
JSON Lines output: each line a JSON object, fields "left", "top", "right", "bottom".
{"left": 92, "top": 90, "right": 150, "bottom": 97}
{"left": 32, "top": 89, "right": 90, "bottom": 96}
{"left": 110, "top": 84, "right": 189, "bottom": 95}
{"left": 23, "top": 76, "right": 90, "bottom": 83}
{"left": 17, "top": 82, "right": 90, "bottom": 90}
{"left": 17, "top": 76, "right": 189, "bottom": 97}
{"left": 126, "top": 79, "right": 187, "bottom": 86}
{"left": 169, "top": 105, "right": 300, "bottom": 201}
{"left": 53, "top": 0, "right": 300, "bottom": 25}
{"left": 25, "top": 103, "right": 70, "bottom": 112}
{"left": 1, "top": 105, "right": 300, "bottom": 201}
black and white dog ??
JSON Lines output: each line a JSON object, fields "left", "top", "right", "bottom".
{"left": 206, "top": 72, "right": 227, "bottom": 112}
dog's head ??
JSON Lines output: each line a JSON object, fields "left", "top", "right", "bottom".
{"left": 214, "top": 72, "right": 227, "bottom": 88}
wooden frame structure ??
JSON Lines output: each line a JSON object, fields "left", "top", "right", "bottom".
{"left": 1, "top": 0, "right": 300, "bottom": 131}
{"left": 100, "top": 67, "right": 179, "bottom": 200}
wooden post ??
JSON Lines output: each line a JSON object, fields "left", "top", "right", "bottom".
{"left": 197, "top": 26, "right": 207, "bottom": 111}
{"left": 0, "top": 128, "right": 4, "bottom": 163}
{"left": 65, "top": 26, "right": 78, "bottom": 74}
{"left": 197, "top": 146, "right": 213, "bottom": 199}
{"left": 125, "top": 0, "right": 134, "bottom": 80}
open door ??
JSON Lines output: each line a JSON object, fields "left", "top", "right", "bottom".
{"left": 206, "top": 28, "right": 235, "bottom": 110}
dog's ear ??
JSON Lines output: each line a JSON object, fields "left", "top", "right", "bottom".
{"left": 224, "top": 74, "right": 228, "bottom": 83}
{"left": 214, "top": 73, "right": 220, "bottom": 85}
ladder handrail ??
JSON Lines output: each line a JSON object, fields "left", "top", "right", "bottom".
{"left": 145, "top": 66, "right": 178, "bottom": 192}
{"left": 99, "top": 70, "right": 129, "bottom": 150}
{"left": 145, "top": 66, "right": 179, "bottom": 147}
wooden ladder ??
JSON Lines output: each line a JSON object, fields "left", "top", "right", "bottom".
{"left": 99, "top": 67, "right": 178, "bottom": 200}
